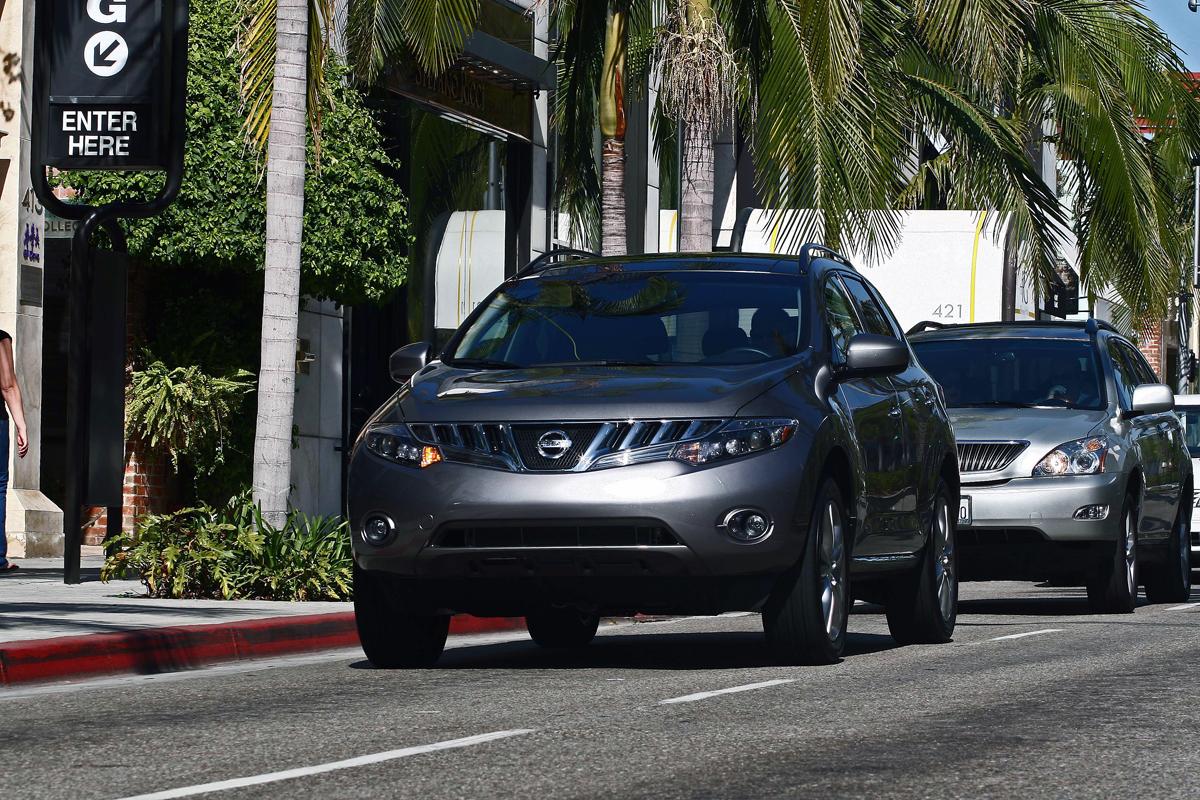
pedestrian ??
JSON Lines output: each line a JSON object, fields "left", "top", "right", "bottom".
{"left": 0, "top": 329, "right": 28, "bottom": 572}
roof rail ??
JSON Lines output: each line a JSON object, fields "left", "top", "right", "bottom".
{"left": 906, "top": 320, "right": 947, "bottom": 336}
{"left": 1085, "top": 317, "right": 1118, "bottom": 336}
{"left": 515, "top": 247, "right": 599, "bottom": 278}
{"left": 800, "top": 243, "right": 854, "bottom": 271}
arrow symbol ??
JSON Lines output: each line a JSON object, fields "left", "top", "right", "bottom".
{"left": 83, "top": 31, "right": 128, "bottom": 77}
{"left": 93, "top": 38, "right": 121, "bottom": 69}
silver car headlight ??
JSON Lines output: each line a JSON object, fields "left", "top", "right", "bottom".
{"left": 672, "top": 418, "right": 798, "bottom": 466}
{"left": 364, "top": 423, "right": 443, "bottom": 468}
{"left": 1032, "top": 436, "right": 1111, "bottom": 477}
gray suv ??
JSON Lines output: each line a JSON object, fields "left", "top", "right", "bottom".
{"left": 349, "top": 248, "right": 959, "bottom": 667}
{"left": 909, "top": 320, "right": 1193, "bottom": 613}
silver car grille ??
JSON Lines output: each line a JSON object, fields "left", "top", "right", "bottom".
{"left": 407, "top": 420, "right": 725, "bottom": 472}
{"left": 957, "top": 441, "right": 1029, "bottom": 474}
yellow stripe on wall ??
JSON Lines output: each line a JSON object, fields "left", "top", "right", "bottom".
{"left": 968, "top": 210, "right": 987, "bottom": 323}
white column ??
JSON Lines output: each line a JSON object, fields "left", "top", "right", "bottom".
{"left": 0, "top": 0, "right": 61, "bottom": 557}
{"left": 530, "top": 3, "right": 549, "bottom": 258}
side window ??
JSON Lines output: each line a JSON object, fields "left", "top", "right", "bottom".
{"left": 841, "top": 275, "right": 900, "bottom": 338}
{"left": 1107, "top": 339, "right": 1137, "bottom": 409}
{"left": 823, "top": 277, "right": 862, "bottom": 364}
{"left": 1123, "top": 344, "right": 1158, "bottom": 385}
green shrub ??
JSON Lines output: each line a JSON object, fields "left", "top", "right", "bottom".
{"left": 103, "top": 492, "right": 352, "bottom": 601}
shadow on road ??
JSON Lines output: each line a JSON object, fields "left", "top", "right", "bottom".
{"left": 351, "top": 630, "right": 900, "bottom": 671}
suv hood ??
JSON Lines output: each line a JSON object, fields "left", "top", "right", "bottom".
{"left": 388, "top": 359, "right": 805, "bottom": 423}
{"left": 947, "top": 406, "right": 1111, "bottom": 447}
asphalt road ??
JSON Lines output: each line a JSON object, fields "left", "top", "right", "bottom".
{"left": 3, "top": 580, "right": 1199, "bottom": 800}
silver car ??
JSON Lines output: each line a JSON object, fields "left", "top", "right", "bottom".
{"left": 909, "top": 320, "right": 1192, "bottom": 613}
{"left": 1173, "top": 394, "right": 1200, "bottom": 567}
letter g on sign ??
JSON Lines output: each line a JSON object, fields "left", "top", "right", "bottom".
{"left": 87, "top": 0, "right": 127, "bottom": 24}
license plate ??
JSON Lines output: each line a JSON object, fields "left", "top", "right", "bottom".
{"left": 959, "top": 496, "right": 972, "bottom": 527}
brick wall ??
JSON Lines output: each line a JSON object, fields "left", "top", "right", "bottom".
{"left": 1138, "top": 321, "right": 1165, "bottom": 381}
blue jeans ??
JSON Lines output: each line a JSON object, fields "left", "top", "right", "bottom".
{"left": 0, "top": 417, "right": 9, "bottom": 567}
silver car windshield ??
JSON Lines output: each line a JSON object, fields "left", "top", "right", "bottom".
{"left": 913, "top": 338, "right": 1106, "bottom": 411}
{"left": 446, "top": 271, "right": 807, "bottom": 368}
{"left": 1178, "top": 408, "right": 1200, "bottom": 458}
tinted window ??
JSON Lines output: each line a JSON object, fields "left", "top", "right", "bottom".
{"left": 841, "top": 275, "right": 898, "bottom": 338}
{"left": 1107, "top": 339, "right": 1138, "bottom": 409}
{"left": 823, "top": 277, "right": 861, "bottom": 363}
{"left": 1122, "top": 342, "right": 1158, "bottom": 385}
{"left": 912, "top": 338, "right": 1105, "bottom": 410}
{"left": 1178, "top": 407, "right": 1200, "bottom": 458}
{"left": 447, "top": 271, "right": 806, "bottom": 367}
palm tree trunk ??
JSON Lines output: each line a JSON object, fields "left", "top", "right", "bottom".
{"left": 599, "top": 9, "right": 627, "bottom": 256}
{"left": 680, "top": 125, "right": 714, "bottom": 252}
{"left": 252, "top": 0, "right": 308, "bottom": 527}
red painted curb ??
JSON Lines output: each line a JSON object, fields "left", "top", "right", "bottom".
{"left": 0, "top": 613, "right": 525, "bottom": 687}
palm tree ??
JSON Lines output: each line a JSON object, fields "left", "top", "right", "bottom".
{"left": 240, "top": 0, "right": 479, "bottom": 522}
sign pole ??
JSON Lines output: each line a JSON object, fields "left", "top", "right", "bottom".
{"left": 31, "top": 0, "right": 189, "bottom": 584}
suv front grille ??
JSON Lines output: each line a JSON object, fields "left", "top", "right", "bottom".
{"left": 958, "top": 441, "right": 1029, "bottom": 473}
{"left": 433, "top": 523, "right": 681, "bottom": 548}
{"left": 408, "top": 419, "right": 724, "bottom": 472}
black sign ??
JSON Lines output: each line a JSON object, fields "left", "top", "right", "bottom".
{"left": 35, "top": 0, "right": 187, "bottom": 170}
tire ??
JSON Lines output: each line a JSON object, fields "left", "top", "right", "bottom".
{"left": 885, "top": 480, "right": 957, "bottom": 645}
{"left": 1144, "top": 494, "right": 1192, "bottom": 604}
{"left": 763, "top": 477, "right": 850, "bottom": 665}
{"left": 525, "top": 607, "right": 600, "bottom": 648}
{"left": 1086, "top": 496, "right": 1138, "bottom": 614}
{"left": 353, "top": 565, "right": 450, "bottom": 668}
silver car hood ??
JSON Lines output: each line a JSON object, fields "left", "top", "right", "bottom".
{"left": 947, "top": 407, "right": 1113, "bottom": 482}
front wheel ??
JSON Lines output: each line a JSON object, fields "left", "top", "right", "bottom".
{"left": 885, "top": 481, "right": 957, "bottom": 645}
{"left": 1087, "top": 497, "right": 1138, "bottom": 614}
{"left": 1144, "top": 494, "right": 1192, "bottom": 604}
{"left": 353, "top": 566, "right": 450, "bottom": 668}
{"left": 763, "top": 477, "right": 850, "bottom": 665}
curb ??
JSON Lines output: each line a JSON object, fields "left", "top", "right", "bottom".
{"left": 0, "top": 613, "right": 526, "bottom": 687}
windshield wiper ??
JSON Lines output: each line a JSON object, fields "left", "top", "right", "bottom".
{"left": 444, "top": 357, "right": 523, "bottom": 370}
{"left": 953, "top": 400, "right": 1039, "bottom": 409}
{"left": 539, "top": 360, "right": 659, "bottom": 368}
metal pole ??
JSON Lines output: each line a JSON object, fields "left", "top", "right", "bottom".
{"left": 1193, "top": 163, "right": 1199, "bottom": 291}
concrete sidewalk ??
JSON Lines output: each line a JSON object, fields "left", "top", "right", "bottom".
{"left": 0, "top": 548, "right": 524, "bottom": 686}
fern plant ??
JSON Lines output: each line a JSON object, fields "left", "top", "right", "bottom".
{"left": 103, "top": 490, "right": 353, "bottom": 602}
{"left": 126, "top": 355, "right": 255, "bottom": 475}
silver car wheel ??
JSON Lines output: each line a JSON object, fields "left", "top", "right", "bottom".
{"left": 1124, "top": 508, "right": 1137, "bottom": 600}
{"left": 934, "top": 497, "right": 956, "bottom": 622}
{"left": 819, "top": 500, "right": 847, "bottom": 640}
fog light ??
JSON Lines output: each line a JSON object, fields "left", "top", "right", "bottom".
{"left": 722, "top": 509, "right": 773, "bottom": 543}
{"left": 362, "top": 515, "right": 395, "bottom": 545}
{"left": 1073, "top": 504, "right": 1109, "bottom": 520}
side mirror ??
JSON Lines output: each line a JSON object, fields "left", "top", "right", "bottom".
{"left": 1123, "top": 383, "right": 1175, "bottom": 418}
{"left": 839, "top": 333, "right": 910, "bottom": 379}
{"left": 389, "top": 342, "right": 431, "bottom": 384}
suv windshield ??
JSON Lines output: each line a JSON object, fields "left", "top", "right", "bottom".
{"left": 1179, "top": 407, "right": 1200, "bottom": 458}
{"left": 912, "top": 337, "right": 1106, "bottom": 411}
{"left": 446, "top": 271, "right": 806, "bottom": 367}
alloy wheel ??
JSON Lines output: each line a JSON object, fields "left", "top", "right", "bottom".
{"left": 934, "top": 497, "right": 956, "bottom": 622}
{"left": 1124, "top": 508, "right": 1137, "bottom": 600}
{"left": 819, "top": 499, "right": 847, "bottom": 640}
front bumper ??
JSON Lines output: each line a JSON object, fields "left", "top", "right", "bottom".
{"left": 347, "top": 442, "right": 810, "bottom": 606}
{"left": 956, "top": 473, "right": 1127, "bottom": 582}
{"left": 959, "top": 473, "right": 1127, "bottom": 542}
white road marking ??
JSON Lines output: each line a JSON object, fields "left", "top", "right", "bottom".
{"left": 1166, "top": 602, "right": 1200, "bottom": 612}
{"left": 110, "top": 729, "right": 535, "bottom": 800}
{"left": 659, "top": 678, "right": 795, "bottom": 705}
{"left": 990, "top": 628, "right": 1063, "bottom": 641}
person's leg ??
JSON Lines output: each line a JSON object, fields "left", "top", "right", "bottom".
{"left": 0, "top": 416, "right": 10, "bottom": 569}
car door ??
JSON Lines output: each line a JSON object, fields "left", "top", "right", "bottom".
{"left": 839, "top": 274, "right": 925, "bottom": 535}
{"left": 1122, "top": 341, "right": 1183, "bottom": 542}
{"left": 1107, "top": 339, "right": 1170, "bottom": 543}
{"left": 822, "top": 273, "right": 910, "bottom": 557}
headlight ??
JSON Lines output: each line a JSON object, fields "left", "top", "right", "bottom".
{"left": 673, "top": 418, "right": 798, "bottom": 466}
{"left": 364, "top": 423, "right": 443, "bottom": 468}
{"left": 1032, "top": 437, "right": 1111, "bottom": 477}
